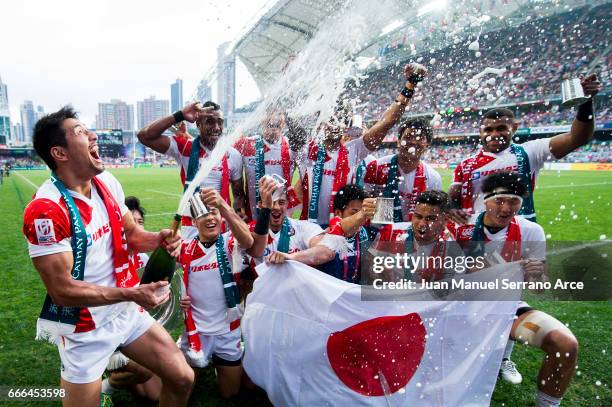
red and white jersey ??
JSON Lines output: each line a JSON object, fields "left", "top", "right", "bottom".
{"left": 166, "top": 135, "right": 243, "bottom": 191}
{"left": 452, "top": 138, "right": 552, "bottom": 215}
{"left": 249, "top": 218, "right": 324, "bottom": 261}
{"left": 234, "top": 135, "right": 299, "bottom": 218}
{"left": 130, "top": 252, "right": 149, "bottom": 270}
{"left": 452, "top": 215, "right": 546, "bottom": 260}
{"left": 166, "top": 135, "right": 243, "bottom": 238}
{"left": 376, "top": 222, "right": 457, "bottom": 254}
{"left": 363, "top": 156, "right": 442, "bottom": 220}
{"left": 23, "top": 172, "right": 130, "bottom": 331}
{"left": 302, "top": 137, "right": 371, "bottom": 224}
{"left": 179, "top": 232, "right": 238, "bottom": 335}
{"left": 375, "top": 222, "right": 463, "bottom": 281}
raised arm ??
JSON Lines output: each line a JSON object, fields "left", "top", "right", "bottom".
{"left": 231, "top": 178, "right": 248, "bottom": 221}
{"left": 247, "top": 178, "right": 278, "bottom": 257}
{"left": 549, "top": 74, "right": 601, "bottom": 159}
{"left": 362, "top": 63, "right": 427, "bottom": 151}
{"left": 334, "top": 198, "right": 376, "bottom": 237}
{"left": 200, "top": 187, "right": 253, "bottom": 249}
{"left": 137, "top": 102, "right": 210, "bottom": 154}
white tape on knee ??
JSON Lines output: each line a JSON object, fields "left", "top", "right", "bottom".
{"left": 514, "top": 310, "right": 571, "bottom": 348}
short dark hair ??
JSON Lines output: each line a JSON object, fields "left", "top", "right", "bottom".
{"left": 125, "top": 196, "right": 145, "bottom": 220}
{"left": 398, "top": 118, "right": 433, "bottom": 143}
{"left": 481, "top": 171, "right": 528, "bottom": 198}
{"left": 33, "top": 106, "right": 78, "bottom": 171}
{"left": 480, "top": 108, "right": 515, "bottom": 124}
{"left": 201, "top": 101, "right": 220, "bottom": 110}
{"left": 415, "top": 190, "right": 451, "bottom": 213}
{"left": 333, "top": 184, "right": 365, "bottom": 211}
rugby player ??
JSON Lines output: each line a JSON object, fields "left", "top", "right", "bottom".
{"left": 23, "top": 107, "right": 193, "bottom": 407}
{"left": 449, "top": 74, "right": 601, "bottom": 224}
{"left": 453, "top": 172, "right": 578, "bottom": 407}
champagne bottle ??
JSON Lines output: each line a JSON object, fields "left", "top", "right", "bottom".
{"left": 140, "top": 214, "right": 182, "bottom": 284}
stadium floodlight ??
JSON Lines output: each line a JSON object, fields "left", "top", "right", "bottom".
{"left": 417, "top": 0, "right": 447, "bottom": 16}
{"left": 379, "top": 20, "right": 404, "bottom": 37}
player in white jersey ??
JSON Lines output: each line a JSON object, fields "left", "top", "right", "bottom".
{"left": 234, "top": 110, "right": 301, "bottom": 221}
{"left": 315, "top": 184, "right": 377, "bottom": 284}
{"left": 301, "top": 63, "right": 428, "bottom": 227}
{"left": 137, "top": 101, "right": 245, "bottom": 238}
{"left": 453, "top": 172, "right": 578, "bottom": 407}
{"left": 361, "top": 118, "right": 442, "bottom": 222}
{"left": 374, "top": 190, "right": 463, "bottom": 283}
{"left": 23, "top": 107, "right": 193, "bottom": 407}
{"left": 449, "top": 74, "right": 601, "bottom": 224}
{"left": 177, "top": 185, "right": 256, "bottom": 399}
{"left": 249, "top": 180, "right": 334, "bottom": 267}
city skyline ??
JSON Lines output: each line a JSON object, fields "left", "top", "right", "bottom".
{"left": 0, "top": 0, "right": 268, "bottom": 128}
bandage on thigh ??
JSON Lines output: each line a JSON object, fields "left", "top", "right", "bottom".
{"left": 513, "top": 310, "right": 572, "bottom": 348}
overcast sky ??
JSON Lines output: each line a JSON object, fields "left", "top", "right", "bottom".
{"left": 0, "top": 0, "right": 270, "bottom": 126}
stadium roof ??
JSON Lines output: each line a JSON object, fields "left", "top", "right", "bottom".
{"left": 228, "top": 0, "right": 598, "bottom": 93}
{"left": 228, "top": 0, "right": 345, "bottom": 91}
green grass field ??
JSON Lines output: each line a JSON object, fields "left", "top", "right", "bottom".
{"left": 0, "top": 167, "right": 610, "bottom": 406}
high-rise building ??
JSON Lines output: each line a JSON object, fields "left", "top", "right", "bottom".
{"left": 217, "top": 42, "right": 236, "bottom": 115}
{"left": 20, "top": 100, "right": 36, "bottom": 144}
{"left": 137, "top": 96, "right": 169, "bottom": 129}
{"left": 96, "top": 99, "right": 134, "bottom": 130}
{"left": 171, "top": 79, "right": 183, "bottom": 112}
{"left": 0, "top": 76, "right": 10, "bottom": 146}
{"left": 35, "top": 105, "right": 45, "bottom": 122}
{"left": 11, "top": 123, "right": 23, "bottom": 144}
{"left": 197, "top": 80, "right": 212, "bottom": 103}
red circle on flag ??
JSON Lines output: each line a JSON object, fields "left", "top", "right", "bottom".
{"left": 326, "top": 313, "right": 426, "bottom": 396}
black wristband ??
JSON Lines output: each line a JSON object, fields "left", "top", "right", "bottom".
{"left": 576, "top": 100, "right": 594, "bottom": 122}
{"left": 400, "top": 87, "right": 415, "bottom": 99}
{"left": 254, "top": 207, "right": 271, "bottom": 235}
{"left": 407, "top": 72, "right": 425, "bottom": 85}
{"left": 172, "top": 110, "right": 185, "bottom": 123}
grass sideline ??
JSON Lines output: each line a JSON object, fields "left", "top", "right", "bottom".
{"left": 0, "top": 168, "right": 609, "bottom": 406}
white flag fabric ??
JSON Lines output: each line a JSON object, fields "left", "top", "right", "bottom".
{"left": 242, "top": 261, "right": 520, "bottom": 406}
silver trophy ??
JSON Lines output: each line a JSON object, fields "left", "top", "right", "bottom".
{"left": 189, "top": 193, "right": 209, "bottom": 218}
{"left": 371, "top": 197, "right": 395, "bottom": 224}
{"left": 561, "top": 78, "right": 590, "bottom": 107}
{"left": 264, "top": 173, "right": 287, "bottom": 201}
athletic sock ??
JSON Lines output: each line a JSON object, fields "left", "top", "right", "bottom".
{"left": 536, "top": 390, "right": 562, "bottom": 407}
{"left": 101, "top": 378, "right": 115, "bottom": 394}
{"left": 502, "top": 340, "right": 515, "bottom": 360}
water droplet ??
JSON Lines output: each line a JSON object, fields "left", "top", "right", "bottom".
{"left": 595, "top": 380, "right": 602, "bottom": 386}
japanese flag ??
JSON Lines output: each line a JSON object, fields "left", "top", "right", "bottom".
{"left": 242, "top": 261, "right": 519, "bottom": 406}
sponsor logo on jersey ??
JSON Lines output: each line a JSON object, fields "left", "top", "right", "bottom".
{"left": 34, "top": 219, "right": 57, "bottom": 245}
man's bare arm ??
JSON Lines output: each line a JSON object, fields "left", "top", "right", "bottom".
{"left": 32, "top": 252, "right": 169, "bottom": 309}
{"left": 123, "top": 211, "right": 181, "bottom": 256}
{"left": 137, "top": 102, "right": 211, "bottom": 154}
{"left": 549, "top": 74, "right": 601, "bottom": 159}
{"left": 362, "top": 63, "right": 427, "bottom": 151}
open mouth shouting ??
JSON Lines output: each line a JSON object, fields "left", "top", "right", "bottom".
{"left": 271, "top": 210, "right": 283, "bottom": 222}
{"left": 415, "top": 226, "right": 429, "bottom": 239}
{"left": 89, "top": 144, "right": 102, "bottom": 164}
